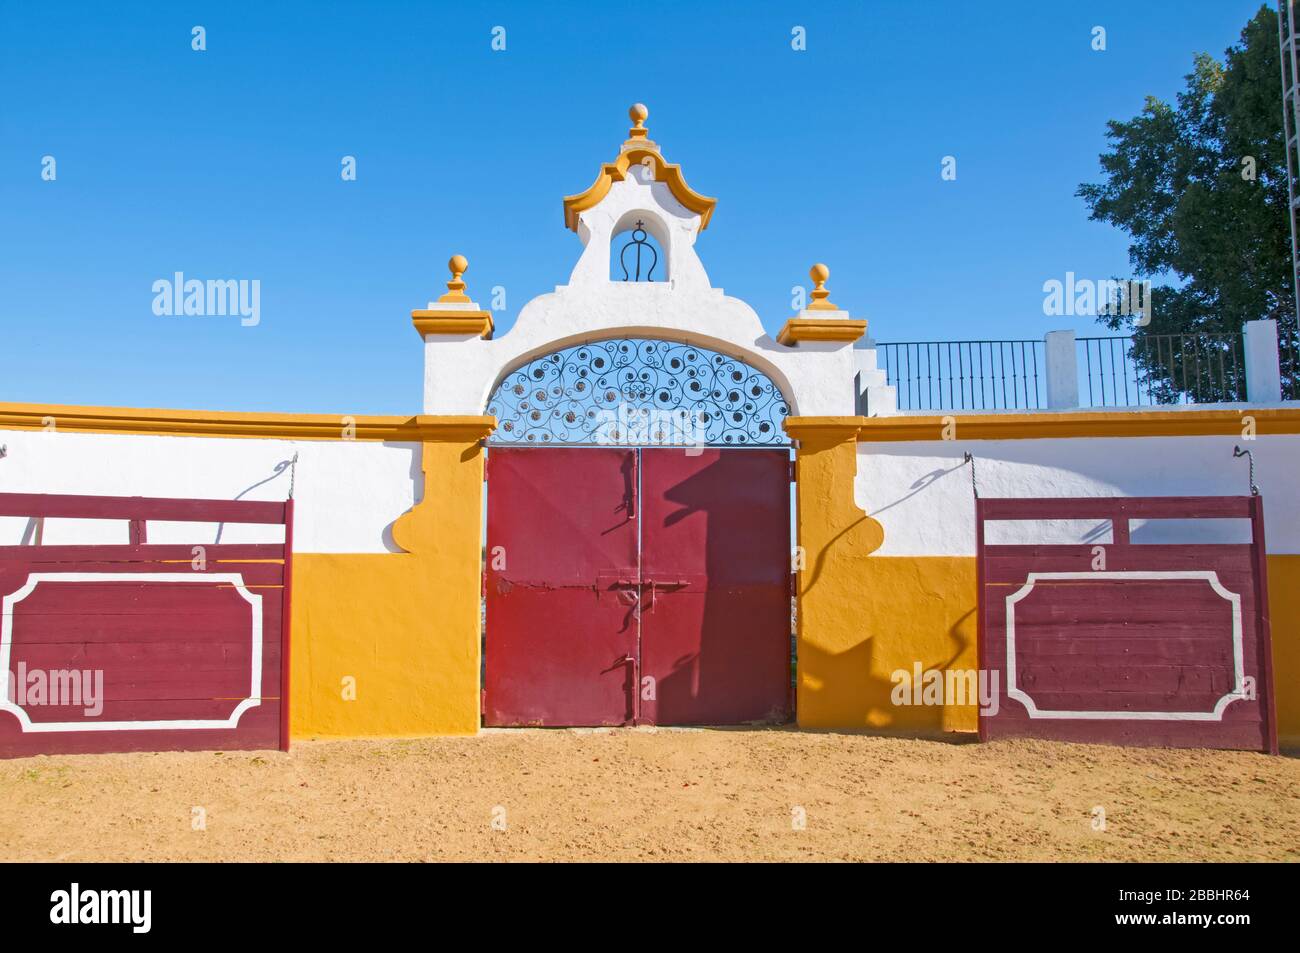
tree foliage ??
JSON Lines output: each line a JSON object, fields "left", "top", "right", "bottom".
{"left": 1077, "top": 5, "right": 1296, "bottom": 400}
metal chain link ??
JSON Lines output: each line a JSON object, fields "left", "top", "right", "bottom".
{"left": 1232, "top": 446, "right": 1260, "bottom": 497}
{"left": 964, "top": 452, "right": 978, "bottom": 499}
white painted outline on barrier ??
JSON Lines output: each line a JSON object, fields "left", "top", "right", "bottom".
{"left": 1005, "top": 571, "right": 1246, "bottom": 721}
{"left": 1, "top": 573, "right": 263, "bottom": 732}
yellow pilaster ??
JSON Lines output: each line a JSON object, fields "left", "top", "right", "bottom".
{"left": 290, "top": 417, "right": 494, "bottom": 738}
{"left": 787, "top": 417, "right": 879, "bottom": 727}
{"left": 787, "top": 416, "right": 979, "bottom": 732}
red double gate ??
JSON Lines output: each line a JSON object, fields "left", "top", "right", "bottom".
{"left": 484, "top": 447, "right": 791, "bottom": 727}
{"left": 977, "top": 496, "right": 1277, "bottom": 752}
{"left": 0, "top": 493, "right": 292, "bottom": 757}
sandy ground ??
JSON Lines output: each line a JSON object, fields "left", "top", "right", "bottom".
{"left": 1, "top": 728, "right": 1296, "bottom": 862}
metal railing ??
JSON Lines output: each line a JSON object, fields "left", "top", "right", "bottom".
{"left": 1077, "top": 333, "right": 1246, "bottom": 406}
{"left": 1280, "top": 322, "right": 1299, "bottom": 401}
{"left": 878, "top": 340, "right": 1045, "bottom": 411}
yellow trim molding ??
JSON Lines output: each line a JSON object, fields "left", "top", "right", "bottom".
{"left": 563, "top": 148, "right": 716, "bottom": 231}
{"left": 777, "top": 317, "right": 868, "bottom": 346}
{"left": 410, "top": 255, "right": 493, "bottom": 338}
{"left": 784, "top": 416, "right": 865, "bottom": 445}
{"left": 411, "top": 310, "right": 494, "bottom": 339}
{"left": 563, "top": 107, "right": 716, "bottom": 231}
{"left": 857, "top": 408, "right": 1300, "bottom": 442}
{"left": 0, "top": 402, "right": 496, "bottom": 443}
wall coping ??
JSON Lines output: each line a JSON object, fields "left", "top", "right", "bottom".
{"left": 0, "top": 402, "right": 496, "bottom": 443}
{"left": 857, "top": 407, "right": 1300, "bottom": 442}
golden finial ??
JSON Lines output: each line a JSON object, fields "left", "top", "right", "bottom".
{"left": 439, "top": 254, "right": 471, "bottom": 303}
{"left": 807, "top": 263, "right": 836, "bottom": 310}
{"left": 628, "top": 103, "right": 649, "bottom": 140}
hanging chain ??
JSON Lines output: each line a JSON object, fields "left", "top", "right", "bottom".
{"left": 964, "top": 452, "right": 978, "bottom": 499}
{"left": 1232, "top": 446, "right": 1259, "bottom": 497}
{"left": 288, "top": 451, "right": 299, "bottom": 500}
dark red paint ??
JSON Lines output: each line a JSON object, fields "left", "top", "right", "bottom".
{"left": 484, "top": 447, "right": 791, "bottom": 727}
{"left": 977, "top": 496, "right": 1276, "bottom": 752}
{"left": 0, "top": 493, "right": 291, "bottom": 758}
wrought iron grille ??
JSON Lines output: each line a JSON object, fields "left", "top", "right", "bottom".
{"left": 1280, "top": 321, "right": 1299, "bottom": 400}
{"left": 619, "top": 220, "right": 658, "bottom": 281}
{"left": 878, "top": 339, "right": 1045, "bottom": 410}
{"left": 486, "top": 338, "right": 791, "bottom": 446}
{"left": 1076, "top": 333, "right": 1246, "bottom": 405}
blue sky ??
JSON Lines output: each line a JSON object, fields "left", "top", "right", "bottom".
{"left": 0, "top": 1, "right": 1272, "bottom": 414}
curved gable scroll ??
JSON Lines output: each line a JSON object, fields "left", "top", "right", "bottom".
{"left": 486, "top": 338, "right": 791, "bottom": 447}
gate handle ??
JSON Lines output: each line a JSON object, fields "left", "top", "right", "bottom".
{"left": 647, "top": 579, "right": 689, "bottom": 613}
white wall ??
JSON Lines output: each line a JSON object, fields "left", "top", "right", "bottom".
{"left": 422, "top": 164, "right": 862, "bottom": 419}
{"left": 856, "top": 434, "right": 1300, "bottom": 555}
{"left": 0, "top": 429, "right": 420, "bottom": 553}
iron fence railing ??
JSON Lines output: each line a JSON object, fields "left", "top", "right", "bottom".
{"left": 1280, "top": 322, "right": 1299, "bottom": 401}
{"left": 878, "top": 339, "right": 1045, "bottom": 411}
{"left": 1077, "top": 333, "right": 1246, "bottom": 406}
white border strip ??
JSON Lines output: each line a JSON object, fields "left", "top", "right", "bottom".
{"left": 1005, "top": 570, "right": 1246, "bottom": 721}
{"left": 1, "top": 573, "right": 263, "bottom": 732}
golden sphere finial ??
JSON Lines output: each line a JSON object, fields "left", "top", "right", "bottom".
{"left": 438, "top": 254, "right": 471, "bottom": 302}
{"left": 807, "top": 263, "right": 836, "bottom": 310}
{"left": 627, "top": 103, "right": 650, "bottom": 140}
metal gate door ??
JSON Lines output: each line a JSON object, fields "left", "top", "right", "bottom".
{"left": 484, "top": 448, "right": 639, "bottom": 726}
{"left": 484, "top": 447, "right": 791, "bottom": 727}
{"left": 640, "top": 448, "right": 791, "bottom": 725}
{"left": 977, "top": 495, "right": 1277, "bottom": 752}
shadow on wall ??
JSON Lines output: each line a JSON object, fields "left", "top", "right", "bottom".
{"left": 215, "top": 456, "right": 295, "bottom": 543}
{"left": 799, "top": 600, "right": 977, "bottom": 733}
{"left": 866, "top": 460, "right": 971, "bottom": 520}
{"left": 645, "top": 450, "right": 792, "bottom": 725}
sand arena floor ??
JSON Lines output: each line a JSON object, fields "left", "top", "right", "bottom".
{"left": 2, "top": 727, "right": 1296, "bottom": 862}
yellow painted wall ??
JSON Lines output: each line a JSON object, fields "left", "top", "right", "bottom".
{"left": 797, "top": 553, "right": 1298, "bottom": 741}
{"left": 791, "top": 418, "right": 1299, "bottom": 742}
{"left": 1268, "top": 555, "right": 1300, "bottom": 747}
{"left": 799, "top": 556, "right": 978, "bottom": 731}
{"left": 280, "top": 413, "right": 1298, "bottom": 744}
{"left": 289, "top": 435, "right": 486, "bottom": 738}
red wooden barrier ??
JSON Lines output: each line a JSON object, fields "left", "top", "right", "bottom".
{"left": 976, "top": 496, "right": 1277, "bottom": 753}
{"left": 0, "top": 493, "right": 292, "bottom": 757}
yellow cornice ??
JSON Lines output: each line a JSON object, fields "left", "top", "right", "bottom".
{"left": 856, "top": 408, "right": 1300, "bottom": 442}
{"left": 563, "top": 146, "right": 717, "bottom": 232}
{"left": 784, "top": 416, "right": 867, "bottom": 448}
{"left": 776, "top": 318, "right": 868, "bottom": 346}
{"left": 411, "top": 309, "right": 494, "bottom": 339}
{"left": 0, "top": 402, "right": 497, "bottom": 443}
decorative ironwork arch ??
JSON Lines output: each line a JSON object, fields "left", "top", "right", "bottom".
{"left": 486, "top": 338, "right": 791, "bottom": 446}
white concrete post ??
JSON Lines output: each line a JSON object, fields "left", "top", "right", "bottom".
{"left": 1043, "top": 329, "right": 1078, "bottom": 409}
{"left": 1243, "top": 319, "right": 1282, "bottom": 403}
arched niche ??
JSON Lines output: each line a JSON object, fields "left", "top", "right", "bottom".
{"left": 609, "top": 210, "right": 669, "bottom": 282}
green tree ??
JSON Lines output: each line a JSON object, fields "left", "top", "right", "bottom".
{"left": 1077, "top": 4, "right": 1296, "bottom": 401}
